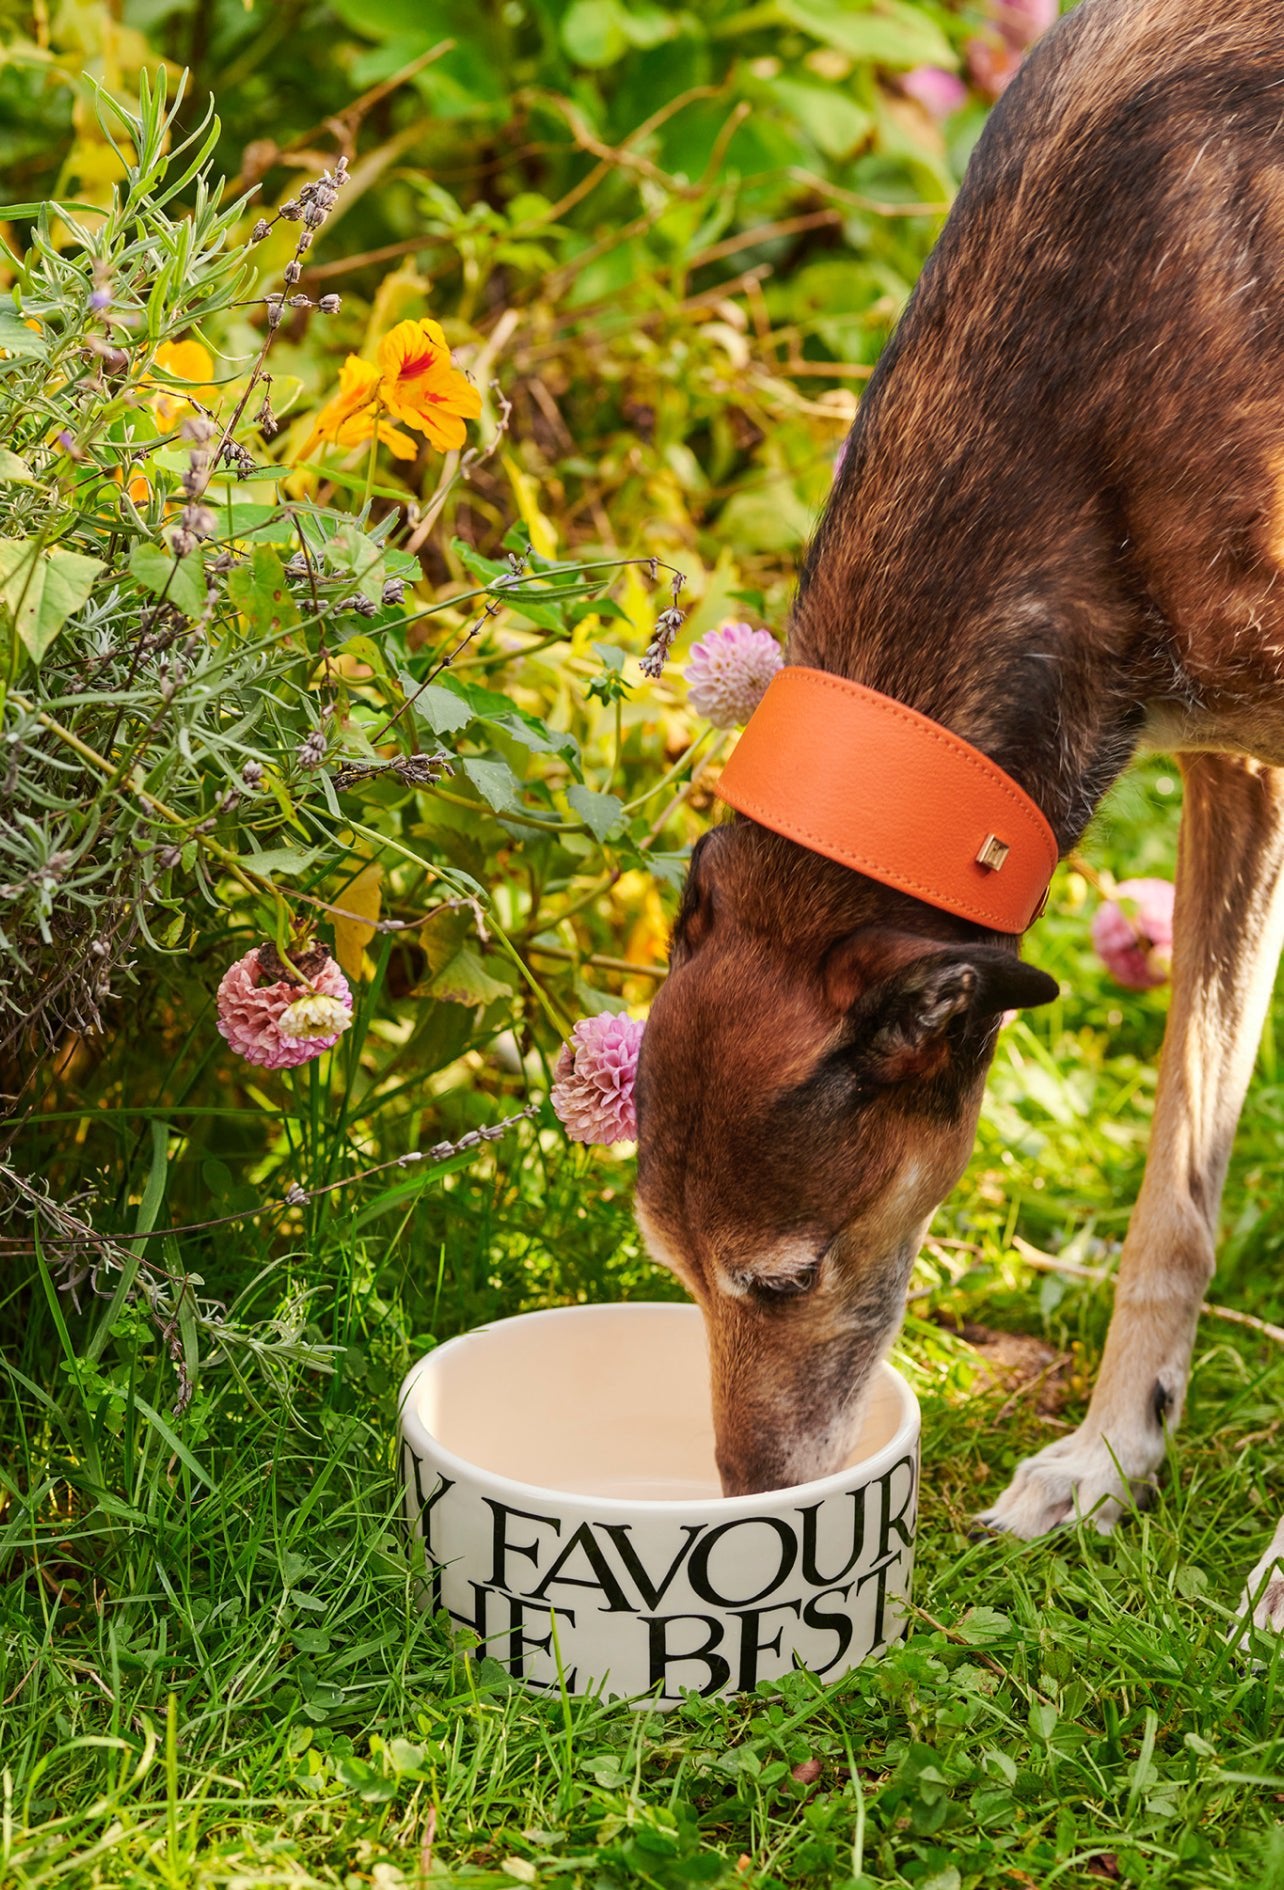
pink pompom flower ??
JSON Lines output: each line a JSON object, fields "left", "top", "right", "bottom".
{"left": 551, "top": 1012, "right": 645, "bottom": 1146}
{"left": 217, "top": 943, "right": 353, "bottom": 1070}
{"left": 1091, "top": 879, "right": 1175, "bottom": 991}
{"left": 901, "top": 66, "right": 968, "bottom": 119}
{"left": 684, "top": 621, "right": 783, "bottom": 729}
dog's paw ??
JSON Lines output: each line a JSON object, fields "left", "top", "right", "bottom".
{"left": 976, "top": 1427, "right": 1160, "bottom": 1540}
{"left": 1236, "top": 1526, "right": 1284, "bottom": 1641}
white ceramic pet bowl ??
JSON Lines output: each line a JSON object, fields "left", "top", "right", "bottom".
{"left": 398, "top": 1302, "right": 919, "bottom": 1705}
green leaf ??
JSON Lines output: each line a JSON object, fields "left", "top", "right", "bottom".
{"left": 460, "top": 755, "right": 523, "bottom": 816}
{"left": 439, "top": 676, "right": 577, "bottom": 759}
{"left": 421, "top": 907, "right": 511, "bottom": 1008}
{"left": 560, "top": 0, "right": 628, "bottom": 68}
{"left": 766, "top": 78, "right": 875, "bottom": 159}
{"left": 241, "top": 844, "right": 324, "bottom": 880}
{"left": 0, "top": 538, "right": 104, "bottom": 662}
{"left": 405, "top": 679, "right": 474, "bottom": 736}
{"left": 0, "top": 309, "right": 46, "bottom": 360}
{"left": 0, "top": 448, "right": 35, "bottom": 485}
{"left": 227, "top": 545, "right": 300, "bottom": 635}
{"left": 129, "top": 540, "right": 207, "bottom": 620}
{"left": 955, "top": 1606, "right": 1013, "bottom": 1645}
{"left": 428, "top": 942, "right": 511, "bottom": 1008}
{"left": 776, "top": 0, "right": 954, "bottom": 69}
{"left": 566, "top": 783, "right": 625, "bottom": 841}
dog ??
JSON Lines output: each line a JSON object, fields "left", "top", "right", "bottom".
{"left": 633, "top": 0, "right": 1284, "bottom": 1631}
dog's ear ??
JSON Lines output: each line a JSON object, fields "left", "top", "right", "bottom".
{"left": 824, "top": 929, "right": 1058, "bottom": 1084}
{"left": 669, "top": 826, "right": 731, "bottom": 968}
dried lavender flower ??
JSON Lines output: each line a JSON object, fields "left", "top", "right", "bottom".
{"left": 640, "top": 605, "right": 685, "bottom": 680}
{"left": 296, "top": 727, "right": 328, "bottom": 770}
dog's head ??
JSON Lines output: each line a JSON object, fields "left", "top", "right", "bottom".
{"left": 634, "top": 823, "right": 1057, "bottom": 1495}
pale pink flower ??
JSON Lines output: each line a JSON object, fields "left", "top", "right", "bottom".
{"left": 217, "top": 945, "right": 353, "bottom": 1069}
{"left": 901, "top": 67, "right": 968, "bottom": 119}
{"left": 551, "top": 1012, "right": 645, "bottom": 1145}
{"left": 1091, "top": 879, "right": 1175, "bottom": 991}
{"left": 684, "top": 621, "right": 783, "bottom": 728}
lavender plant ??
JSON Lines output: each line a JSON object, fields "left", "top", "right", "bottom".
{"left": 0, "top": 72, "right": 693, "bottom": 1078}
{"left": 0, "top": 70, "right": 722, "bottom": 1414}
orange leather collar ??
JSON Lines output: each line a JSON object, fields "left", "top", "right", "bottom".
{"left": 714, "top": 667, "right": 1058, "bottom": 933}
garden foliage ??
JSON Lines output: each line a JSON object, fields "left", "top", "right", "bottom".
{"left": 13, "top": 7, "right": 1284, "bottom": 1889}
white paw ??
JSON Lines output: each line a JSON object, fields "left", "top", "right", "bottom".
{"left": 977, "top": 1426, "right": 1162, "bottom": 1539}
{"left": 1238, "top": 1528, "right": 1284, "bottom": 1639}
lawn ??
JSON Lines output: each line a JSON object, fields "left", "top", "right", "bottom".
{"left": 6, "top": 3, "right": 1284, "bottom": 1886}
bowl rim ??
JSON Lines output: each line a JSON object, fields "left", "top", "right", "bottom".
{"left": 397, "top": 1301, "right": 920, "bottom": 1519}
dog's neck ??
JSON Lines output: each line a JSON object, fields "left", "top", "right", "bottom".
{"left": 789, "top": 475, "right": 1171, "bottom": 857}
{"left": 787, "top": 255, "right": 1181, "bottom": 858}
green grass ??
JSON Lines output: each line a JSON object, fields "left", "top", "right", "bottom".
{"left": 8, "top": 760, "right": 1284, "bottom": 1889}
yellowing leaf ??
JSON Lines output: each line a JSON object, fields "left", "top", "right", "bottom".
{"left": 332, "top": 860, "right": 383, "bottom": 981}
{"left": 502, "top": 451, "right": 557, "bottom": 558}
{"left": 0, "top": 538, "right": 104, "bottom": 663}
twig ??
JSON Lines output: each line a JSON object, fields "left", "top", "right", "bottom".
{"left": 527, "top": 944, "right": 666, "bottom": 981}
{"left": 1012, "top": 1237, "right": 1284, "bottom": 1347}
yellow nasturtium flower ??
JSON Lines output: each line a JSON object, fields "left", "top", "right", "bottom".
{"left": 301, "top": 317, "right": 482, "bottom": 462}
{"left": 148, "top": 338, "right": 215, "bottom": 427}
{"left": 302, "top": 355, "right": 419, "bottom": 460}
{"left": 373, "top": 318, "right": 482, "bottom": 449}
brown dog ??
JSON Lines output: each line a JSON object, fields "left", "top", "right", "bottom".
{"left": 634, "top": 0, "right": 1284, "bottom": 1628}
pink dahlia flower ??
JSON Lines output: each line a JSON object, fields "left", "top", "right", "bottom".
{"left": 684, "top": 621, "right": 783, "bottom": 728}
{"left": 901, "top": 66, "right": 968, "bottom": 119}
{"left": 551, "top": 1012, "right": 645, "bottom": 1146}
{"left": 217, "top": 945, "right": 353, "bottom": 1070}
{"left": 1091, "top": 878, "right": 1175, "bottom": 991}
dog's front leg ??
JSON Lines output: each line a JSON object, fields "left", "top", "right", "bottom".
{"left": 981, "top": 753, "right": 1284, "bottom": 1540}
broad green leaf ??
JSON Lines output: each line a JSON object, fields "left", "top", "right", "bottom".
{"left": 561, "top": 0, "right": 628, "bottom": 66}
{"left": 566, "top": 783, "right": 625, "bottom": 842}
{"left": 420, "top": 908, "right": 510, "bottom": 1008}
{"left": 241, "top": 843, "right": 324, "bottom": 879}
{"left": 460, "top": 755, "right": 523, "bottom": 816}
{"left": 328, "top": 522, "right": 386, "bottom": 603}
{"left": 767, "top": 78, "right": 875, "bottom": 159}
{"left": 227, "top": 545, "right": 300, "bottom": 635}
{"left": 717, "top": 478, "right": 816, "bottom": 553}
{"left": 488, "top": 711, "right": 578, "bottom": 762}
{"left": 0, "top": 538, "right": 104, "bottom": 662}
{"left": 0, "top": 309, "right": 46, "bottom": 360}
{"left": 439, "top": 676, "right": 579, "bottom": 762}
{"left": 0, "top": 448, "right": 35, "bottom": 485}
{"left": 405, "top": 678, "right": 474, "bottom": 735}
{"left": 428, "top": 942, "right": 511, "bottom": 1009}
{"left": 776, "top": 0, "right": 954, "bottom": 69}
{"left": 129, "top": 540, "right": 207, "bottom": 620}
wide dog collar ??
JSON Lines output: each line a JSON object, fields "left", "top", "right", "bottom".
{"left": 714, "top": 667, "right": 1058, "bottom": 934}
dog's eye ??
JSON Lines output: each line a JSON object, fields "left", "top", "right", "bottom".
{"left": 752, "top": 1258, "right": 822, "bottom": 1301}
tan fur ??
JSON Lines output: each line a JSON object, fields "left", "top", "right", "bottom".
{"left": 635, "top": 0, "right": 1284, "bottom": 1616}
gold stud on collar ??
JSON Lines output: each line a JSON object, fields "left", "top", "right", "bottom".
{"left": 976, "top": 834, "right": 1010, "bottom": 872}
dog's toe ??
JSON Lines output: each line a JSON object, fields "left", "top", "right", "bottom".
{"left": 1235, "top": 1528, "right": 1284, "bottom": 1649}
{"left": 977, "top": 1427, "right": 1160, "bottom": 1541}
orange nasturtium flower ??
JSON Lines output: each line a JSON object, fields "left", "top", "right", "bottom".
{"left": 148, "top": 338, "right": 215, "bottom": 427}
{"left": 302, "top": 317, "right": 482, "bottom": 461}
{"left": 115, "top": 463, "right": 151, "bottom": 506}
